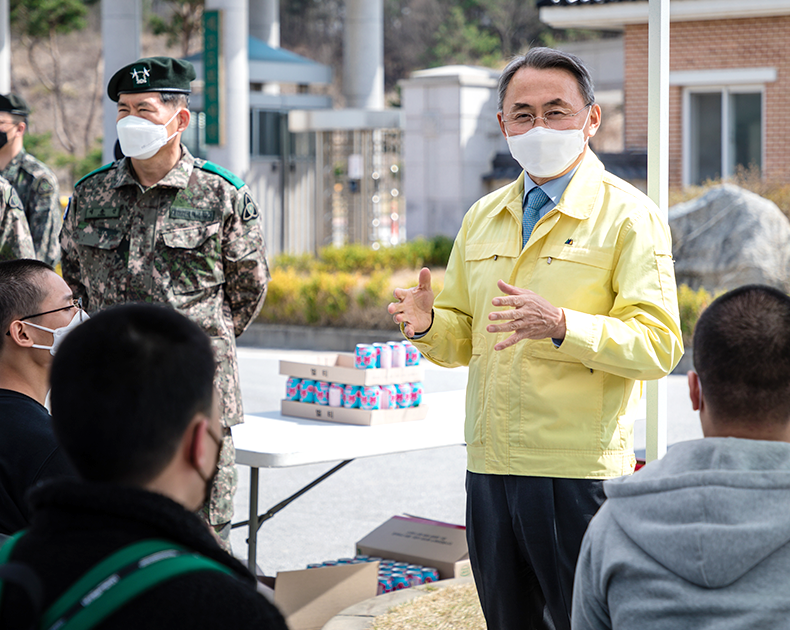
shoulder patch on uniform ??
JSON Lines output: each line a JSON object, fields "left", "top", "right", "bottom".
{"left": 199, "top": 161, "right": 245, "bottom": 190}
{"left": 7, "top": 191, "right": 23, "bottom": 213}
{"left": 75, "top": 163, "right": 115, "bottom": 188}
{"left": 241, "top": 193, "right": 259, "bottom": 222}
{"left": 35, "top": 177, "right": 54, "bottom": 194}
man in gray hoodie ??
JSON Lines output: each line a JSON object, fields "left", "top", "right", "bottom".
{"left": 572, "top": 284, "right": 790, "bottom": 630}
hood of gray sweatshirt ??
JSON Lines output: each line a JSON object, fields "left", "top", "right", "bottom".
{"left": 602, "top": 437, "right": 790, "bottom": 588}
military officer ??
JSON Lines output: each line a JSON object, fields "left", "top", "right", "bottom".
{"left": 60, "top": 57, "right": 269, "bottom": 549}
{"left": 0, "top": 176, "right": 36, "bottom": 262}
{"left": 0, "top": 94, "right": 62, "bottom": 266}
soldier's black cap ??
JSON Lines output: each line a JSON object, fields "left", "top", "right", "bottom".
{"left": 107, "top": 57, "right": 196, "bottom": 102}
{"left": 0, "top": 93, "right": 30, "bottom": 117}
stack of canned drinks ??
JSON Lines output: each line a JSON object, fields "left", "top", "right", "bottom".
{"left": 354, "top": 340, "right": 421, "bottom": 370}
{"left": 285, "top": 340, "right": 424, "bottom": 410}
{"left": 286, "top": 379, "right": 424, "bottom": 410}
{"left": 305, "top": 555, "right": 441, "bottom": 595}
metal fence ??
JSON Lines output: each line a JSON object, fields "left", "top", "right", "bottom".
{"left": 246, "top": 124, "right": 404, "bottom": 258}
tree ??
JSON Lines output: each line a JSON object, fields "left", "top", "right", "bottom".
{"left": 10, "top": 0, "right": 102, "bottom": 181}
{"left": 428, "top": 5, "right": 501, "bottom": 68}
{"left": 471, "top": 0, "right": 544, "bottom": 58}
{"left": 148, "top": 0, "right": 204, "bottom": 58}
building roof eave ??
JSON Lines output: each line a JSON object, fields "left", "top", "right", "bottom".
{"left": 540, "top": 0, "right": 790, "bottom": 31}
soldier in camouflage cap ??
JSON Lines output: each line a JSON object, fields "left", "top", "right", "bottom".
{"left": 0, "top": 176, "right": 36, "bottom": 262}
{"left": 0, "top": 93, "right": 62, "bottom": 266}
{"left": 60, "top": 57, "right": 269, "bottom": 550}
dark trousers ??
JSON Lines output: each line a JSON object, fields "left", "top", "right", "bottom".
{"left": 465, "top": 472, "right": 605, "bottom": 630}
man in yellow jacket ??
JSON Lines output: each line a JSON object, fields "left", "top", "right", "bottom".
{"left": 389, "top": 47, "right": 683, "bottom": 630}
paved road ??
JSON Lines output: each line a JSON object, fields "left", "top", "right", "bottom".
{"left": 230, "top": 348, "right": 702, "bottom": 576}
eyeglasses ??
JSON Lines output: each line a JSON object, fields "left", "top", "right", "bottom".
{"left": 19, "top": 297, "right": 83, "bottom": 321}
{"left": 502, "top": 103, "right": 592, "bottom": 132}
{"left": 5, "top": 297, "right": 85, "bottom": 337}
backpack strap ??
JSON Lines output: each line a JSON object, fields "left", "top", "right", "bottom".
{"left": 41, "top": 539, "right": 234, "bottom": 630}
{"left": 0, "top": 530, "right": 29, "bottom": 608}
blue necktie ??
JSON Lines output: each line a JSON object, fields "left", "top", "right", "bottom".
{"left": 523, "top": 186, "right": 549, "bottom": 247}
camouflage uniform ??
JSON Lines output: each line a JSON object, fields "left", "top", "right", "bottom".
{"left": 61, "top": 146, "right": 269, "bottom": 543}
{"left": 0, "top": 176, "right": 36, "bottom": 262}
{"left": 1, "top": 149, "right": 61, "bottom": 266}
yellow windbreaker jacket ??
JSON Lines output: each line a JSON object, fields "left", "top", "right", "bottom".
{"left": 411, "top": 150, "right": 683, "bottom": 479}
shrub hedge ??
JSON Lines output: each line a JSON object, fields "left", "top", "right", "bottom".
{"left": 258, "top": 238, "right": 715, "bottom": 342}
{"left": 274, "top": 236, "right": 454, "bottom": 275}
{"left": 258, "top": 265, "right": 445, "bottom": 330}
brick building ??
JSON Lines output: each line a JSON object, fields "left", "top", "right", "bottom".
{"left": 539, "top": 0, "right": 790, "bottom": 188}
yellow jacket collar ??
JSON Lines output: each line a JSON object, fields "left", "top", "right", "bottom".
{"left": 487, "top": 149, "right": 605, "bottom": 223}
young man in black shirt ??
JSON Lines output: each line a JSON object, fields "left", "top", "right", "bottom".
{"left": 0, "top": 259, "right": 79, "bottom": 534}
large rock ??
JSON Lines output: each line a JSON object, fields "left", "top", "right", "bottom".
{"left": 668, "top": 184, "right": 790, "bottom": 293}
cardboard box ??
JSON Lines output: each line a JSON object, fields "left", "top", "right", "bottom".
{"left": 273, "top": 562, "right": 379, "bottom": 630}
{"left": 356, "top": 515, "right": 472, "bottom": 580}
{"left": 281, "top": 399, "right": 429, "bottom": 426}
{"left": 280, "top": 352, "right": 424, "bottom": 386}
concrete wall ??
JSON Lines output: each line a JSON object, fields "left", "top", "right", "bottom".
{"left": 556, "top": 37, "right": 624, "bottom": 92}
{"left": 401, "top": 66, "right": 504, "bottom": 239}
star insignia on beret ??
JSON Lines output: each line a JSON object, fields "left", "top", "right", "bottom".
{"left": 130, "top": 66, "right": 150, "bottom": 86}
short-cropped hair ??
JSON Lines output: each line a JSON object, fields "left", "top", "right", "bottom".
{"left": 0, "top": 259, "right": 54, "bottom": 354}
{"left": 693, "top": 285, "right": 790, "bottom": 426}
{"left": 498, "top": 47, "right": 595, "bottom": 112}
{"left": 50, "top": 303, "right": 216, "bottom": 485}
{"left": 159, "top": 92, "right": 189, "bottom": 110}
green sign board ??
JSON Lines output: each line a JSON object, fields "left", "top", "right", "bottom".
{"left": 204, "top": 10, "right": 222, "bottom": 145}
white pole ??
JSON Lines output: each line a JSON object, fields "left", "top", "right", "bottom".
{"left": 249, "top": 0, "right": 279, "bottom": 95}
{"left": 101, "top": 0, "right": 142, "bottom": 164}
{"left": 249, "top": 0, "right": 279, "bottom": 47}
{"left": 645, "top": 0, "right": 670, "bottom": 463}
{"left": 205, "top": 0, "right": 249, "bottom": 178}
{"left": 343, "top": 0, "right": 384, "bottom": 110}
{"left": 0, "top": 0, "right": 10, "bottom": 94}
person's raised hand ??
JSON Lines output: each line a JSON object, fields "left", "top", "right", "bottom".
{"left": 388, "top": 267, "right": 434, "bottom": 338}
{"left": 487, "top": 280, "right": 566, "bottom": 350}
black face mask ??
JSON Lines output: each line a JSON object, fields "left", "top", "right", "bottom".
{"left": 0, "top": 131, "right": 7, "bottom": 150}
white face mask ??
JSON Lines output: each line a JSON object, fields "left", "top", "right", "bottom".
{"left": 25, "top": 309, "right": 90, "bottom": 356}
{"left": 116, "top": 108, "right": 182, "bottom": 160}
{"left": 505, "top": 107, "right": 591, "bottom": 179}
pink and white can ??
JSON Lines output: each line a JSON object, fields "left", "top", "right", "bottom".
{"left": 328, "top": 383, "right": 343, "bottom": 407}
{"left": 299, "top": 379, "right": 316, "bottom": 403}
{"left": 402, "top": 341, "right": 421, "bottom": 366}
{"left": 315, "top": 381, "right": 330, "bottom": 405}
{"left": 373, "top": 342, "right": 392, "bottom": 369}
{"left": 410, "top": 381, "right": 423, "bottom": 407}
{"left": 355, "top": 344, "right": 377, "bottom": 369}
{"left": 360, "top": 386, "right": 382, "bottom": 410}
{"left": 395, "top": 382, "right": 412, "bottom": 409}
{"left": 343, "top": 384, "right": 362, "bottom": 408}
{"left": 285, "top": 377, "right": 302, "bottom": 401}
{"left": 380, "top": 384, "right": 398, "bottom": 409}
{"left": 388, "top": 341, "right": 406, "bottom": 367}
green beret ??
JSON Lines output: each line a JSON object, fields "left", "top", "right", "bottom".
{"left": 0, "top": 93, "right": 30, "bottom": 117}
{"left": 107, "top": 57, "right": 196, "bottom": 102}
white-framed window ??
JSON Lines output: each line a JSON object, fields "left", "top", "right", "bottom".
{"left": 682, "top": 85, "right": 764, "bottom": 186}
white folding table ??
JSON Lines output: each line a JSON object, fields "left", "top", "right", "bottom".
{"left": 231, "top": 390, "right": 467, "bottom": 571}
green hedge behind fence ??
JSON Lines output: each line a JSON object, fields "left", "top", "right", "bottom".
{"left": 258, "top": 237, "right": 451, "bottom": 330}
{"left": 258, "top": 237, "right": 716, "bottom": 342}
{"left": 274, "top": 236, "right": 454, "bottom": 275}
